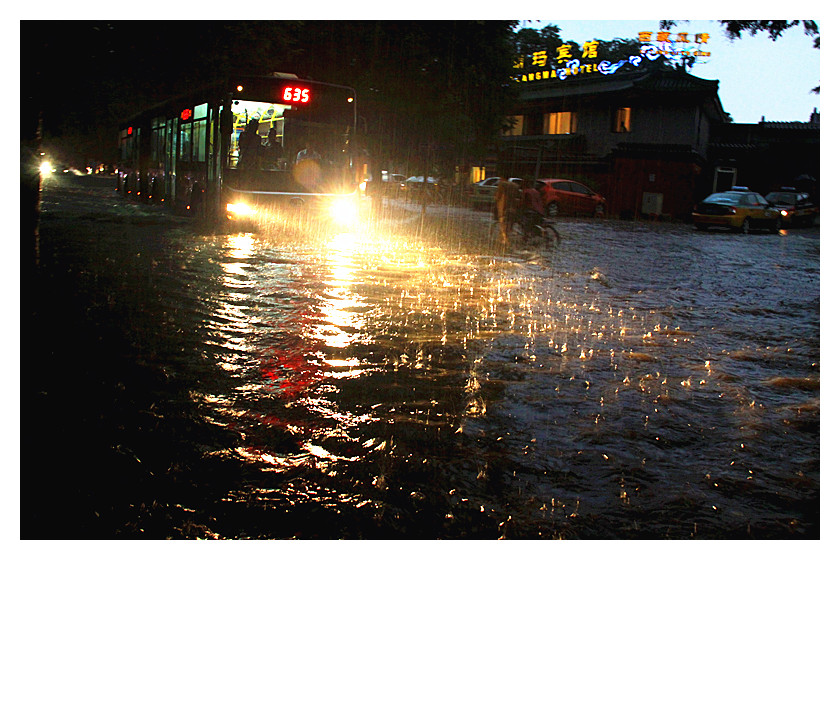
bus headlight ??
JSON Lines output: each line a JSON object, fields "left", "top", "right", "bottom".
{"left": 330, "top": 195, "right": 358, "bottom": 226}
{"left": 226, "top": 201, "right": 256, "bottom": 218}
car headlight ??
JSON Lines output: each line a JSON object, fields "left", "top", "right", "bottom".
{"left": 226, "top": 202, "right": 256, "bottom": 218}
{"left": 329, "top": 195, "right": 358, "bottom": 226}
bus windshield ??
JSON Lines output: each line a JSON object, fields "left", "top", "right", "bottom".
{"left": 226, "top": 76, "right": 357, "bottom": 195}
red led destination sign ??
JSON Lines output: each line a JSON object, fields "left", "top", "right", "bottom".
{"left": 281, "top": 84, "right": 311, "bottom": 104}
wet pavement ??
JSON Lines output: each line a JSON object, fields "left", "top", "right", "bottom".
{"left": 22, "top": 174, "right": 819, "bottom": 538}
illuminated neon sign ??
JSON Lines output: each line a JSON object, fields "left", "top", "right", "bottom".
{"left": 514, "top": 30, "right": 712, "bottom": 84}
{"left": 282, "top": 85, "right": 311, "bottom": 104}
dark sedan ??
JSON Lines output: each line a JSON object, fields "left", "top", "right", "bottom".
{"left": 765, "top": 187, "right": 819, "bottom": 227}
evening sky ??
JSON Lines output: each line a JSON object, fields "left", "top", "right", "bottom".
{"left": 522, "top": 19, "right": 821, "bottom": 124}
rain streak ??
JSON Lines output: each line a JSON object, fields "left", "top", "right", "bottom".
{"left": 27, "top": 177, "right": 819, "bottom": 538}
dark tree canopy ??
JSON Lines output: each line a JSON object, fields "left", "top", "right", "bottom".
{"left": 512, "top": 23, "right": 687, "bottom": 74}
{"left": 660, "top": 19, "right": 820, "bottom": 48}
{"left": 660, "top": 20, "right": 820, "bottom": 93}
{"left": 288, "top": 20, "right": 520, "bottom": 177}
{"left": 23, "top": 20, "right": 519, "bottom": 173}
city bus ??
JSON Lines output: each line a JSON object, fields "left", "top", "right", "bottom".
{"left": 117, "top": 72, "right": 361, "bottom": 227}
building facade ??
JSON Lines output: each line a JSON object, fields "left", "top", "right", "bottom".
{"left": 706, "top": 109, "right": 820, "bottom": 202}
{"left": 494, "top": 62, "right": 819, "bottom": 220}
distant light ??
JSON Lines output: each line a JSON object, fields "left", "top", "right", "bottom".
{"left": 236, "top": 85, "right": 244, "bottom": 92}
{"left": 39, "top": 161, "right": 53, "bottom": 176}
{"left": 347, "top": 96, "right": 354, "bottom": 103}
{"left": 181, "top": 108, "right": 192, "bottom": 121}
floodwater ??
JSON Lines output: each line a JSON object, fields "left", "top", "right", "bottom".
{"left": 23, "top": 176, "right": 819, "bottom": 538}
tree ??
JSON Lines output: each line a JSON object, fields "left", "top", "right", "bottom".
{"left": 25, "top": 21, "right": 521, "bottom": 177}
{"left": 512, "top": 22, "right": 686, "bottom": 77}
{"left": 660, "top": 20, "right": 820, "bottom": 90}
{"left": 289, "top": 21, "right": 520, "bottom": 179}
{"left": 717, "top": 20, "right": 818, "bottom": 48}
{"left": 512, "top": 23, "right": 565, "bottom": 58}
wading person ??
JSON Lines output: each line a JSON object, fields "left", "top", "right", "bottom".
{"left": 494, "top": 176, "right": 521, "bottom": 248}
{"left": 519, "top": 177, "right": 545, "bottom": 238}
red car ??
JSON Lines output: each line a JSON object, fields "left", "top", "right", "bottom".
{"left": 538, "top": 179, "right": 606, "bottom": 217}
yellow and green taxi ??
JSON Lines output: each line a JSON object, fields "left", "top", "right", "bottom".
{"left": 692, "top": 187, "right": 782, "bottom": 234}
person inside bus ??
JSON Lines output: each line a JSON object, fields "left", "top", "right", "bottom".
{"left": 295, "top": 143, "right": 321, "bottom": 163}
{"left": 263, "top": 127, "right": 283, "bottom": 169}
{"left": 239, "top": 119, "right": 260, "bottom": 170}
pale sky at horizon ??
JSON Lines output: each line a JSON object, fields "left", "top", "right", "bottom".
{"left": 522, "top": 19, "right": 821, "bottom": 124}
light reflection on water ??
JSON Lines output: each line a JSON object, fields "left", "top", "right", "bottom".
{"left": 30, "top": 178, "right": 818, "bottom": 538}
{"left": 184, "top": 217, "right": 818, "bottom": 538}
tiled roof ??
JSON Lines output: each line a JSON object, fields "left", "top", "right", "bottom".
{"left": 614, "top": 142, "right": 697, "bottom": 153}
{"left": 708, "top": 143, "right": 762, "bottom": 150}
{"left": 635, "top": 69, "right": 719, "bottom": 92}
{"left": 518, "top": 65, "right": 718, "bottom": 100}
{"left": 760, "top": 121, "right": 820, "bottom": 130}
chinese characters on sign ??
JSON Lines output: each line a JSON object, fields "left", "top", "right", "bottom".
{"left": 514, "top": 30, "right": 712, "bottom": 84}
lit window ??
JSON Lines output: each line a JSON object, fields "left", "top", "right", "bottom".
{"left": 543, "top": 112, "right": 577, "bottom": 135}
{"left": 613, "top": 107, "right": 632, "bottom": 133}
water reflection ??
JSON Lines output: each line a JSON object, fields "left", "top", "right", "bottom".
{"left": 193, "top": 217, "right": 818, "bottom": 538}
{"left": 317, "top": 230, "right": 366, "bottom": 352}
{"left": 32, "top": 175, "right": 817, "bottom": 538}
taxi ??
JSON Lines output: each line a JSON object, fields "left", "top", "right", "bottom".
{"left": 764, "top": 187, "right": 819, "bottom": 227}
{"left": 692, "top": 187, "right": 782, "bottom": 234}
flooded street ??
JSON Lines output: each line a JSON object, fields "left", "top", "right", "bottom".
{"left": 23, "top": 175, "right": 819, "bottom": 538}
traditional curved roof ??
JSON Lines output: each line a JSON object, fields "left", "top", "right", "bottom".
{"left": 518, "top": 63, "right": 719, "bottom": 100}
{"left": 517, "top": 63, "right": 727, "bottom": 122}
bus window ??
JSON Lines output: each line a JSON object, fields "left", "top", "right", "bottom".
{"left": 229, "top": 100, "right": 287, "bottom": 170}
{"left": 193, "top": 119, "right": 206, "bottom": 162}
{"left": 179, "top": 120, "right": 192, "bottom": 162}
{"left": 151, "top": 117, "right": 166, "bottom": 168}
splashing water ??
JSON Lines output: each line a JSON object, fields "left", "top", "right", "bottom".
{"left": 29, "top": 179, "right": 819, "bottom": 538}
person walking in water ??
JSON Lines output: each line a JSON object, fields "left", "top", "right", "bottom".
{"left": 519, "top": 177, "right": 545, "bottom": 238}
{"left": 494, "top": 176, "right": 521, "bottom": 248}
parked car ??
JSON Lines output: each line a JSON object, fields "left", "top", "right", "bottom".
{"left": 360, "top": 172, "right": 406, "bottom": 196}
{"left": 764, "top": 187, "right": 818, "bottom": 227}
{"left": 692, "top": 187, "right": 781, "bottom": 233}
{"left": 469, "top": 177, "right": 522, "bottom": 208}
{"left": 406, "top": 175, "right": 439, "bottom": 187}
{"left": 537, "top": 179, "right": 606, "bottom": 217}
